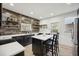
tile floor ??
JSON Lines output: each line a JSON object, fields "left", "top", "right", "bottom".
{"left": 59, "top": 44, "right": 74, "bottom": 56}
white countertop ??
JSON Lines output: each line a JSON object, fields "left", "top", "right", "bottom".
{"left": 0, "top": 33, "right": 31, "bottom": 40}
{"left": 0, "top": 41, "right": 25, "bottom": 56}
{"left": 32, "top": 35, "right": 53, "bottom": 41}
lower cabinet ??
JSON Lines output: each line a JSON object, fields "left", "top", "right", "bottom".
{"left": 24, "top": 35, "right": 32, "bottom": 45}
{"left": 12, "top": 35, "right": 32, "bottom": 46}
{"left": 0, "top": 39, "right": 16, "bottom": 45}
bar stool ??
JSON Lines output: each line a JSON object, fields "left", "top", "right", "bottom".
{"left": 43, "top": 33, "right": 59, "bottom": 56}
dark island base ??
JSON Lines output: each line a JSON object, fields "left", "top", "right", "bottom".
{"left": 32, "top": 38, "right": 46, "bottom": 56}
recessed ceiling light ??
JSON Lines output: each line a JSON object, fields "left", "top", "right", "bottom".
{"left": 50, "top": 13, "right": 54, "bottom": 16}
{"left": 40, "top": 17, "right": 43, "bottom": 19}
{"left": 30, "top": 11, "right": 34, "bottom": 15}
{"left": 10, "top": 3, "right": 14, "bottom": 6}
{"left": 66, "top": 3, "right": 71, "bottom": 5}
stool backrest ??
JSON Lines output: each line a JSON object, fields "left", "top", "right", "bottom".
{"left": 53, "top": 34, "right": 57, "bottom": 40}
{"left": 53, "top": 33, "right": 59, "bottom": 42}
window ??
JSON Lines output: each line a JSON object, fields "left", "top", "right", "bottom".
{"left": 51, "top": 22, "right": 59, "bottom": 33}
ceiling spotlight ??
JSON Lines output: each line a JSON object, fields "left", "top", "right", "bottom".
{"left": 30, "top": 11, "right": 34, "bottom": 15}
{"left": 50, "top": 13, "right": 54, "bottom": 16}
{"left": 40, "top": 17, "right": 43, "bottom": 19}
{"left": 10, "top": 3, "right": 14, "bottom": 6}
{"left": 66, "top": 3, "right": 71, "bottom": 5}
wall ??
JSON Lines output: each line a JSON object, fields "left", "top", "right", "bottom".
{"left": 40, "top": 10, "right": 77, "bottom": 55}
{"left": 1, "top": 8, "right": 40, "bottom": 35}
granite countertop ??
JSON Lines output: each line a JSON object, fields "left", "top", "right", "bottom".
{"left": 0, "top": 41, "right": 25, "bottom": 56}
{"left": 32, "top": 35, "right": 53, "bottom": 41}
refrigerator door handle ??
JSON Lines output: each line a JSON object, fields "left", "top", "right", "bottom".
{"left": 71, "top": 29, "right": 74, "bottom": 42}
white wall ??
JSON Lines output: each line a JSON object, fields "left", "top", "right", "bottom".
{"left": 40, "top": 10, "right": 77, "bottom": 46}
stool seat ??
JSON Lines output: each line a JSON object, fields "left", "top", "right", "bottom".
{"left": 45, "top": 40, "right": 52, "bottom": 45}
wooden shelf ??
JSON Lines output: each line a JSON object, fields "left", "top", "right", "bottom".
{"left": 1, "top": 8, "right": 40, "bottom": 34}
{"left": 2, "top": 25, "right": 19, "bottom": 27}
{"left": 32, "top": 19, "right": 40, "bottom": 32}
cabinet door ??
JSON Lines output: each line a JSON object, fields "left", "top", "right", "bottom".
{"left": 23, "top": 35, "right": 28, "bottom": 46}
{"left": 18, "top": 36, "right": 25, "bottom": 46}
{"left": 24, "top": 35, "right": 32, "bottom": 45}
{"left": 0, "top": 39, "right": 16, "bottom": 45}
{"left": 13, "top": 36, "right": 24, "bottom": 46}
{"left": 13, "top": 35, "right": 32, "bottom": 46}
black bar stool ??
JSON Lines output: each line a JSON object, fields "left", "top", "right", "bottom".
{"left": 43, "top": 33, "right": 59, "bottom": 56}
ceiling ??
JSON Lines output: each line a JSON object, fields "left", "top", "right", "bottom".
{"left": 2, "top": 3, "right": 79, "bottom": 20}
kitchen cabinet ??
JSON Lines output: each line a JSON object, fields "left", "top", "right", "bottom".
{"left": 0, "top": 38, "right": 16, "bottom": 45}
{"left": 12, "top": 35, "right": 32, "bottom": 46}
{"left": 25, "top": 35, "right": 32, "bottom": 45}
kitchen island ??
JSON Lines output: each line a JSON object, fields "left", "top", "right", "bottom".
{"left": 32, "top": 35, "right": 53, "bottom": 56}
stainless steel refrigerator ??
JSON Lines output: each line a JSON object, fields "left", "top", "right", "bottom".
{"left": 72, "top": 18, "right": 79, "bottom": 56}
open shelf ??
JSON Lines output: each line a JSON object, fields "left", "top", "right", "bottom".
{"left": 32, "top": 19, "right": 40, "bottom": 32}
